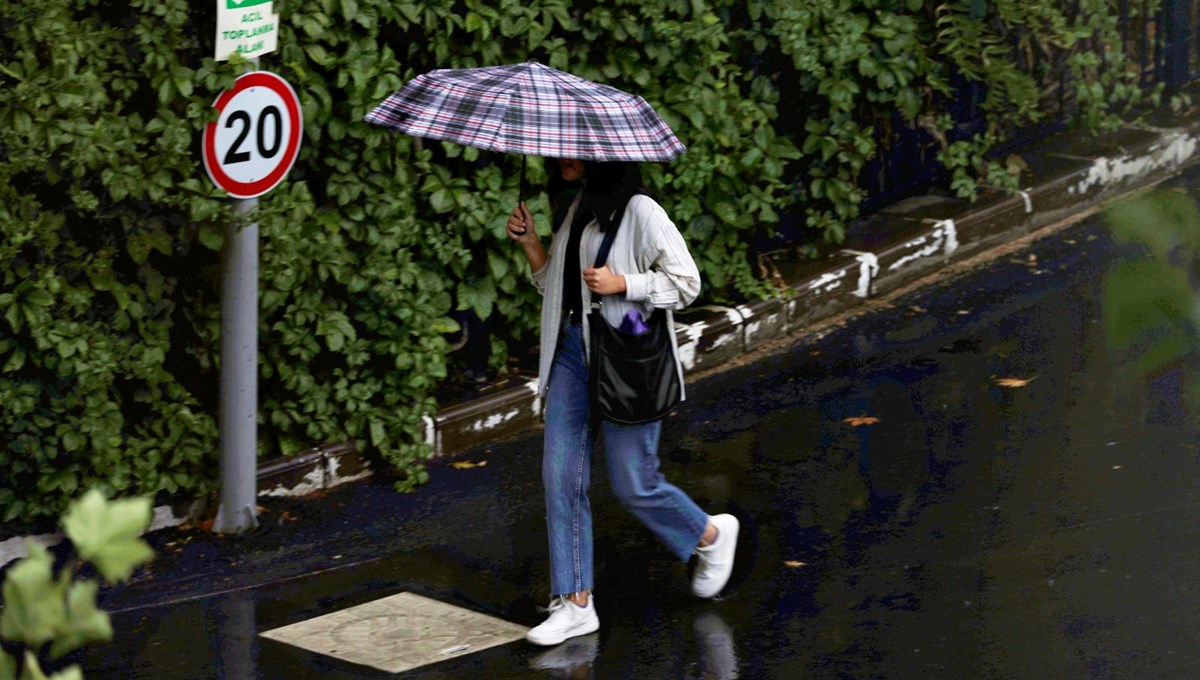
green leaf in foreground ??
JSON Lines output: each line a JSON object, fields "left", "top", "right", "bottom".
{"left": 0, "top": 648, "right": 16, "bottom": 680}
{"left": 0, "top": 543, "right": 66, "bottom": 647}
{"left": 60, "top": 490, "right": 154, "bottom": 582}
{"left": 18, "top": 652, "right": 82, "bottom": 680}
{"left": 49, "top": 581, "right": 113, "bottom": 659}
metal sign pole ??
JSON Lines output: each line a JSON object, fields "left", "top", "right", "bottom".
{"left": 214, "top": 56, "right": 261, "bottom": 534}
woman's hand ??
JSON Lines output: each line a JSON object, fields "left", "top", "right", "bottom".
{"left": 506, "top": 202, "right": 536, "bottom": 241}
{"left": 583, "top": 265, "right": 626, "bottom": 296}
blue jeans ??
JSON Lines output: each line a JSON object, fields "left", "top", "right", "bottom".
{"left": 543, "top": 323, "right": 709, "bottom": 596}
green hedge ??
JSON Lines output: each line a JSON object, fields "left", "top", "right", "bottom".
{"left": 0, "top": 0, "right": 1160, "bottom": 523}
{"left": 741, "top": 0, "right": 1159, "bottom": 243}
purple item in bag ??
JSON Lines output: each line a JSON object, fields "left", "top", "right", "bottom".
{"left": 619, "top": 310, "right": 650, "bottom": 335}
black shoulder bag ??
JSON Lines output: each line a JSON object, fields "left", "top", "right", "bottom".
{"left": 587, "top": 222, "right": 682, "bottom": 425}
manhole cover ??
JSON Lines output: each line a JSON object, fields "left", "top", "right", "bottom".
{"left": 260, "top": 592, "right": 529, "bottom": 673}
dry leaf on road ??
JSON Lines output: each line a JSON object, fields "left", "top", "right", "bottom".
{"left": 784, "top": 560, "right": 807, "bottom": 568}
{"left": 451, "top": 460, "right": 488, "bottom": 469}
{"left": 843, "top": 416, "right": 880, "bottom": 427}
{"left": 992, "top": 375, "right": 1036, "bottom": 388}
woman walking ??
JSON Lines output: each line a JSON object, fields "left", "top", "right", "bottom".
{"left": 506, "top": 158, "right": 739, "bottom": 647}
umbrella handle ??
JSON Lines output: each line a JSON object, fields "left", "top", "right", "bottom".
{"left": 513, "top": 155, "right": 528, "bottom": 235}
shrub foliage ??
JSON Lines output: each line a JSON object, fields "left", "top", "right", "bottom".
{"left": 0, "top": 0, "right": 1158, "bottom": 521}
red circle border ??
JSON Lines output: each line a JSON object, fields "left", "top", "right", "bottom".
{"left": 202, "top": 71, "right": 303, "bottom": 199}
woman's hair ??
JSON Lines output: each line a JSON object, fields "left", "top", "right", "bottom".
{"left": 545, "top": 158, "right": 654, "bottom": 233}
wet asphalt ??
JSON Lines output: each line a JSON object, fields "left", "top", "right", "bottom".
{"left": 82, "top": 172, "right": 1200, "bottom": 679}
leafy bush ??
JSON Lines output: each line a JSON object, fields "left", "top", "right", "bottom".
{"left": 0, "top": 0, "right": 796, "bottom": 520}
{"left": 0, "top": 0, "right": 1167, "bottom": 522}
{"left": 741, "top": 0, "right": 1159, "bottom": 243}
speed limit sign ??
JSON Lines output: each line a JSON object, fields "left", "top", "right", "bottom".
{"left": 202, "top": 71, "right": 302, "bottom": 199}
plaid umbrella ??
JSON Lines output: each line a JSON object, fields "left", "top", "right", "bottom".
{"left": 363, "top": 60, "right": 686, "bottom": 163}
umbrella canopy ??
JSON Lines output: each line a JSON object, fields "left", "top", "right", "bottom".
{"left": 364, "top": 60, "right": 686, "bottom": 162}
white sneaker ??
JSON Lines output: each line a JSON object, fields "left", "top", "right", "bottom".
{"left": 691, "top": 514, "right": 739, "bottom": 598}
{"left": 526, "top": 595, "right": 600, "bottom": 646}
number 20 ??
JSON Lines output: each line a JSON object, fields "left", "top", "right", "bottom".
{"left": 223, "top": 105, "right": 283, "bottom": 164}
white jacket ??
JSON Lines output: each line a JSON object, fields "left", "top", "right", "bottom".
{"left": 530, "top": 193, "right": 701, "bottom": 406}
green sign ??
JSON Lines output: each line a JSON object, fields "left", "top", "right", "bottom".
{"left": 216, "top": 0, "right": 278, "bottom": 61}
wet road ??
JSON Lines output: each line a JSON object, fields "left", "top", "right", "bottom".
{"left": 85, "top": 177, "right": 1200, "bottom": 679}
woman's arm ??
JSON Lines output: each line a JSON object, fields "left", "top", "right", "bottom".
{"left": 507, "top": 202, "right": 547, "bottom": 274}
{"left": 621, "top": 197, "right": 701, "bottom": 310}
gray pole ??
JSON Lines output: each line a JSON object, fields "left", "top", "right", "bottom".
{"left": 214, "top": 58, "right": 262, "bottom": 534}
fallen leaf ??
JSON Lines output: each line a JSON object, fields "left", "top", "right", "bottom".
{"left": 784, "top": 560, "right": 807, "bottom": 568}
{"left": 843, "top": 416, "right": 880, "bottom": 427}
{"left": 451, "top": 460, "right": 488, "bottom": 469}
{"left": 1005, "top": 153, "right": 1029, "bottom": 176}
{"left": 957, "top": 309, "right": 971, "bottom": 315}
{"left": 992, "top": 375, "right": 1036, "bottom": 388}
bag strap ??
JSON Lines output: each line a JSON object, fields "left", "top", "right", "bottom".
{"left": 592, "top": 219, "right": 620, "bottom": 269}
{"left": 588, "top": 218, "right": 621, "bottom": 314}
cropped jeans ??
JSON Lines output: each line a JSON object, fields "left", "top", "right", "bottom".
{"left": 543, "top": 323, "right": 709, "bottom": 597}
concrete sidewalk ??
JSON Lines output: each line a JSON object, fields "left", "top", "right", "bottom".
{"left": 250, "top": 99, "right": 1200, "bottom": 501}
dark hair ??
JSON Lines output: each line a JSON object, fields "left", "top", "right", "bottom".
{"left": 545, "top": 158, "right": 654, "bottom": 233}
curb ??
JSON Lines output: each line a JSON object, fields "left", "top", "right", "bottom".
{"left": 86, "top": 111, "right": 1200, "bottom": 510}
{"left": 409, "top": 115, "right": 1200, "bottom": 462}
{"left": 0, "top": 441, "right": 370, "bottom": 569}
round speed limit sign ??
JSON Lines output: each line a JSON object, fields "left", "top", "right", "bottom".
{"left": 203, "top": 71, "right": 303, "bottom": 199}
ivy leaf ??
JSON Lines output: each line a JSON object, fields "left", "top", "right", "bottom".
{"left": 428, "top": 317, "right": 461, "bottom": 335}
{"left": 19, "top": 654, "right": 82, "bottom": 680}
{"left": 49, "top": 580, "right": 113, "bottom": 659}
{"left": 429, "top": 188, "right": 453, "bottom": 213}
{"left": 0, "top": 650, "right": 15, "bottom": 680}
{"left": 198, "top": 225, "right": 224, "bottom": 251}
{"left": 61, "top": 490, "right": 154, "bottom": 583}
{"left": 486, "top": 250, "right": 510, "bottom": 281}
{"left": 0, "top": 543, "right": 67, "bottom": 646}
{"left": 396, "top": 2, "right": 420, "bottom": 23}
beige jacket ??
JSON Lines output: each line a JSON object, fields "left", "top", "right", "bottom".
{"left": 530, "top": 193, "right": 701, "bottom": 406}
